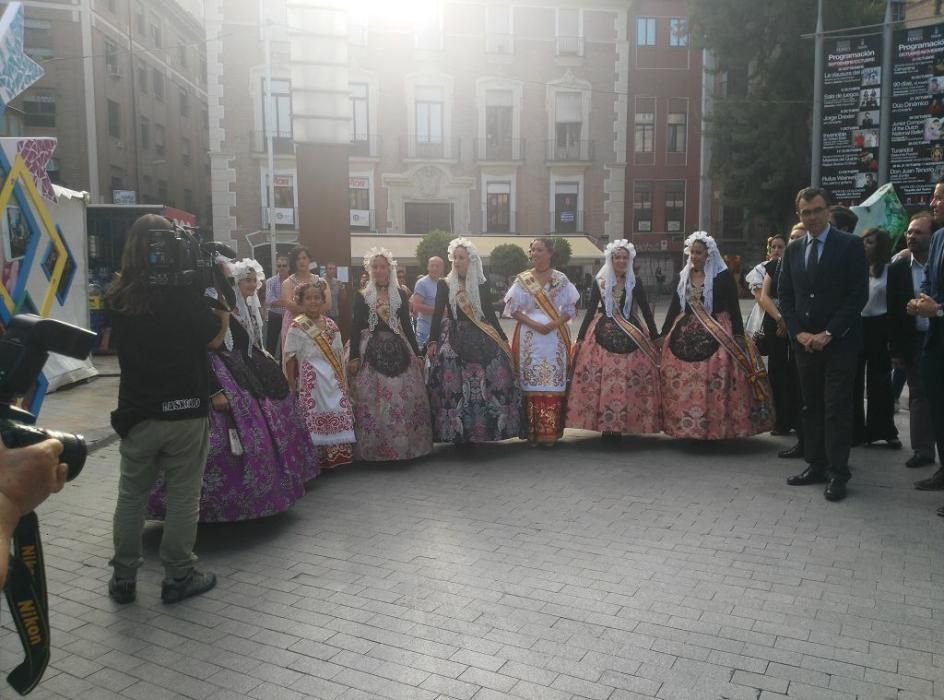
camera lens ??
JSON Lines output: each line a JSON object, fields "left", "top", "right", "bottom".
{"left": 42, "top": 430, "right": 86, "bottom": 481}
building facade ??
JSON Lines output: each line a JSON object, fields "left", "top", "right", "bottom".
{"left": 11, "top": 0, "right": 210, "bottom": 223}
{"left": 207, "top": 0, "right": 634, "bottom": 264}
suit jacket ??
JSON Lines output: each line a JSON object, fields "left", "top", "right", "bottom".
{"left": 778, "top": 226, "right": 868, "bottom": 348}
{"left": 887, "top": 257, "right": 924, "bottom": 359}
{"left": 921, "top": 226, "right": 944, "bottom": 347}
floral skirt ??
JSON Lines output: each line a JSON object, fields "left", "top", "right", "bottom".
{"left": 660, "top": 312, "right": 775, "bottom": 439}
{"left": 522, "top": 393, "right": 566, "bottom": 443}
{"left": 566, "top": 314, "right": 662, "bottom": 434}
{"left": 427, "top": 319, "right": 520, "bottom": 443}
{"left": 348, "top": 330, "right": 433, "bottom": 462}
{"left": 147, "top": 351, "right": 317, "bottom": 523}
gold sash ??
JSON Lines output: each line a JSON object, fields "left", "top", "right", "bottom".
{"left": 455, "top": 289, "right": 514, "bottom": 364}
{"left": 689, "top": 301, "right": 769, "bottom": 401}
{"left": 294, "top": 315, "right": 346, "bottom": 389}
{"left": 516, "top": 270, "right": 573, "bottom": 351}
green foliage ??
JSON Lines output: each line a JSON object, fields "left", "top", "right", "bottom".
{"left": 487, "top": 243, "right": 529, "bottom": 279}
{"left": 550, "top": 237, "right": 572, "bottom": 269}
{"left": 415, "top": 229, "right": 452, "bottom": 274}
{"left": 689, "top": 0, "right": 884, "bottom": 233}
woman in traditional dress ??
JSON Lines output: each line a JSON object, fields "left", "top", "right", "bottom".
{"left": 148, "top": 258, "right": 318, "bottom": 523}
{"left": 426, "top": 237, "right": 520, "bottom": 444}
{"left": 660, "top": 231, "right": 774, "bottom": 439}
{"left": 745, "top": 236, "right": 785, "bottom": 341}
{"left": 347, "top": 247, "right": 433, "bottom": 461}
{"left": 504, "top": 238, "right": 580, "bottom": 446}
{"left": 566, "top": 240, "right": 661, "bottom": 438}
{"left": 280, "top": 246, "right": 330, "bottom": 362}
{"left": 284, "top": 282, "right": 355, "bottom": 469}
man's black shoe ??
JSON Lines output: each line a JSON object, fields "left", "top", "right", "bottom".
{"left": 824, "top": 478, "right": 848, "bottom": 502}
{"left": 778, "top": 444, "right": 804, "bottom": 459}
{"left": 786, "top": 467, "right": 827, "bottom": 486}
{"left": 914, "top": 467, "right": 944, "bottom": 491}
{"left": 906, "top": 454, "right": 935, "bottom": 469}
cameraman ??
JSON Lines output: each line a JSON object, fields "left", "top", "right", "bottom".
{"left": 0, "top": 439, "right": 67, "bottom": 587}
{"left": 106, "top": 215, "right": 229, "bottom": 605}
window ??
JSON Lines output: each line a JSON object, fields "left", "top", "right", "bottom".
{"left": 155, "top": 123, "right": 165, "bottom": 157}
{"left": 183, "top": 188, "right": 193, "bottom": 212}
{"left": 415, "top": 85, "right": 443, "bottom": 144}
{"left": 350, "top": 177, "right": 370, "bottom": 229}
{"left": 637, "top": 17, "right": 656, "bottom": 46}
{"left": 177, "top": 42, "right": 188, "bottom": 68}
{"left": 669, "top": 19, "right": 689, "bottom": 47}
{"left": 350, "top": 82, "right": 368, "bottom": 143}
{"left": 22, "top": 90, "right": 56, "bottom": 127}
{"left": 135, "top": 6, "right": 145, "bottom": 35}
{"left": 486, "top": 182, "right": 511, "bottom": 233}
{"left": 665, "top": 181, "right": 686, "bottom": 232}
{"left": 105, "top": 40, "right": 119, "bottom": 74}
{"left": 557, "top": 8, "right": 581, "bottom": 55}
{"left": 150, "top": 21, "right": 162, "bottom": 49}
{"left": 263, "top": 78, "right": 292, "bottom": 138}
{"left": 23, "top": 19, "right": 53, "bottom": 59}
{"left": 892, "top": 0, "right": 906, "bottom": 22}
{"left": 107, "top": 99, "right": 121, "bottom": 138}
{"left": 404, "top": 202, "right": 453, "bottom": 235}
{"left": 554, "top": 92, "right": 582, "bottom": 158}
{"left": 142, "top": 174, "right": 153, "bottom": 200}
{"left": 633, "top": 181, "right": 652, "bottom": 232}
{"left": 486, "top": 5, "right": 512, "bottom": 54}
{"left": 415, "top": 7, "right": 442, "bottom": 49}
{"left": 182, "top": 137, "right": 191, "bottom": 166}
{"left": 139, "top": 116, "right": 150, "bottom": 150}
{"left": 152, "top": 67, "right": 164, "bottom": 100}
{"left": 263, "top": 173, "right": 296, "bottom": 227}
{"left": 554, "top": 182, "right": 579, "bottom": 233}
{"left": 137, "top": 61, "right": 147, "bottom": 92}
{"left": 485, "top": 89, "right": 513, "bottom": 159}
{"left": 106, "top": 0, "right": 117, "bottom": 12}
{"left": 179, "top": 88, "right": 190, "bottom": 118}
{"left": 157, "top": 179, "right": 167, "bottom": 202}
{"left": 635, "top": 111, "right": 654, "bottom": 153}
{"left": 667, "top": 111, "right": 687, "bottom": 152}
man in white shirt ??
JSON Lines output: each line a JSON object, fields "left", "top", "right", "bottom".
{"left": 264, "top": 255, "right": 290, "bottom": 356}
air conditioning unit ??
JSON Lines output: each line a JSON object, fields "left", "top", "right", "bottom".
{"left": 108, "top": 65, "right": 123, "bottom": 78}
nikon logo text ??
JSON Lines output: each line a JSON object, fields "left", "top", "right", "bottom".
{"left": 16, "top": 600, "right": 41, "bottom": 646}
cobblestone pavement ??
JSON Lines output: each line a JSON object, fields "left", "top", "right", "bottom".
{"left": 5, "top": 304, "right": 944, "bottom": 700}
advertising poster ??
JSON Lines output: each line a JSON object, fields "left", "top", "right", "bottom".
{"left": 821, "top": 36, "right": 883, "bottom": 205}
{"left": 889, "top": 24, "right": 944, "bottom": 204}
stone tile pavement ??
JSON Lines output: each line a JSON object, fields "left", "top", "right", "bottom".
{"left": 4, "top": 409, "right": 944, "bottom": 699}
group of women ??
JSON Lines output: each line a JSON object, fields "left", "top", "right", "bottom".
{"left": 149, "top": 232, "right": 776, "bottom": 525}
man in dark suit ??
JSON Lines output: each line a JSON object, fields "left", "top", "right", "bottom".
{"left": 779, "top": 187, "right": 869, "bottom": 502}
{"left": 909, "top": 178, "right": 944, "bottom": 505}
{"left": 888, "top": 212, "right": 936, "bottom": 471}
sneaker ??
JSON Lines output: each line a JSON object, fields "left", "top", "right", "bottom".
{"left": 108, "top": 574, "right": 136, "bottom": 604}
{"left": 915, "top": 467, "right": 944, "bottom": 491}
{"left": 161, "top": 569, "right": 216, "bottom": 605}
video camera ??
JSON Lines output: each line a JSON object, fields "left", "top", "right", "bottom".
{"left": 0, "top": 314, "right": 97, "bottom": 695}
{"left": 146, "top": 223, "right": 236, "bottom": 289}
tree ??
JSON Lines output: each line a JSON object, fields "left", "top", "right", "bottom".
{"left": 551, "top": 237, "right": 572, "bottom": 269}
{"left": 415, "top": 229, "right": 452, "bottom": 274}
{"left": 689, "top": 0, "right": 884, "bottom": 233}
{"left": 487, "top": 243, "right": 528, "bottom": 280}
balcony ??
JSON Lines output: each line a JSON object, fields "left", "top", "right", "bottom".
{"left": 485, "top": 32, "right": 513, "bottom": 55}
{"left": 550, "top": 209, "right": 584, "bottom": 234}
{"left": 556, "top": 35, "right": 584, "bottom": 57}
{"left": 350, "top": 135, "right": 381, "bottom": 158}
{"left": 399, "top": 136, "right": 461, "bottom": 161}
{"left": 474, "top": 138, "right": 525, "bottom": 163}
{"left": 482, "top": 208, "right": 516, "bottom": 234}
{"left": 250, "top": 130, "right": 295, "bottom": 156}
{"left": 546, "top": 139, "right": 594, "bottom": 163}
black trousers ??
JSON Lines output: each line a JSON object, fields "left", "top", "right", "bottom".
{"left": 852, "top": 314, "right": 897, "bottom": 443}
{"left": 922, "top": 341, "right": 944, "bottom": 463}
{"left": 767, "top": 332, "right": 801, "bottom": 432}
{"left": 265, "top": 311, "right": 284, "bottom": 357}
{"left": 794, "top": 339, "right": 858, "bottom": 480}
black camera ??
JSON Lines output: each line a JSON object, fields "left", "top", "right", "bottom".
{"left": 146, "top": 223, "right": 215, "bottom": 288}
{"left": 0, "top": 314, "right": 98, "bottom": 478}
{"left": 0, "top": 314, "right": 97, "bottom": 695}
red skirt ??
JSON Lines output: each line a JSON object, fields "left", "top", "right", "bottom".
{"left": 522, "top": 393, "right": 566, "bottom": 443}
{"left": 661, "top": 312, "right": 774, "bottom": 439}
{"left": 566, "top": 314, "right": 662, "bottom": 434}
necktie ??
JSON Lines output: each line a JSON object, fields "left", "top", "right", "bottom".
{"left": 807, "top": 237, "right": 820, "bottom": 284}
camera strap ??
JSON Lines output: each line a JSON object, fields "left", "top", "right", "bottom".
{"left": 3, "top": 512, "right": 50, "bottom": 695}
